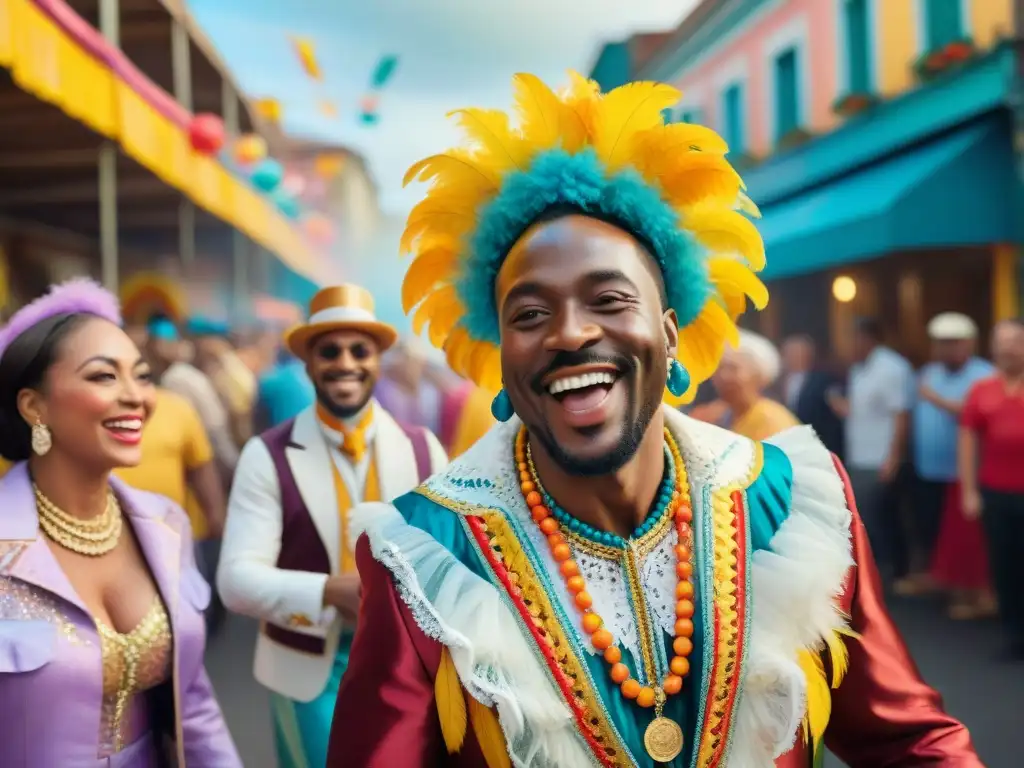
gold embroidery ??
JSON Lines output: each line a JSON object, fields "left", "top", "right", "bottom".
{"left": 478, "top": 512, "right": 628, "bottom": 766}
{"left": 97, "top": 597, "right": 172, "bottom": 754}
{"left": 696, "top": 444, "right": 760, "bottom": 767}
{"left": 622, "top": 544, "right": 657, "bottom": 685}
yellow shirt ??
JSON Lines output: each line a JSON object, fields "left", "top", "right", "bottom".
{"left": 0, "top": 457, "right": 9, "bottom": 478}
{"left": 731, "top": 397, "right": 801, "bottom": 442}
{"left": 449, "top": 386, "right": 496, "bottom": 459}
{"left": 115, "top": 388, "right": 214, "bottom": 538}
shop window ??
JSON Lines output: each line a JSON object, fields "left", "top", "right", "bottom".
{"left": 924, "top": 0, "right": 964, "bottom": 49}
{"left": 774, "top": 47, "right": 800, "bottom": 140}
{"left": 844, "top": 0, "right": 872, "bottom": 92}
{"left": 721, "top": 83, "right": 744, "bottom": 154}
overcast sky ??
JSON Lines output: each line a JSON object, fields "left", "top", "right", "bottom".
{"left": 190, "top": 0, "right": 697, "bottom": 215}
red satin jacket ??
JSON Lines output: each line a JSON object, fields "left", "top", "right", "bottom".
{"left": 328, "top": 475, "right": 981, "bottom": 767}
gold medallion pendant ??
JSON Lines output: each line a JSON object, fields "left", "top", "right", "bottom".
{"left": 644, "top": 715, "right": 684, "bottom": 763}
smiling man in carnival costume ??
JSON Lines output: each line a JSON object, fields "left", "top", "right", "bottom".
{"left": 327, "top": 74, "right": 979, "bottom": 767}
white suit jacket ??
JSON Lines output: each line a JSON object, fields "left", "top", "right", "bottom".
{"left": 217, "top": 404, "right": 448, "bottom": 701}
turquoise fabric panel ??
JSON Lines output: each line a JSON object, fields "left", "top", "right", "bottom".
{"left": 748, "top": 442, "right": 795, "bottom": 551}
{"left": 270, "top": 634, "right": 352, "bottom": 768}
{"left": 774, "top": 48, "right": 800, "bottom": 139}
{"left": 395, "top": 491, "right": 490, "bottom": 579}
{"left": 758, "top": 119, "right": 1015, "bottom": 279}
{"left": 844, "top": 0, "right": 871, "bottom": 93}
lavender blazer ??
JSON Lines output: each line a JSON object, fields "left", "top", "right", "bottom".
{"left": 0, "top": 462, "right": 240, "bottom": 767}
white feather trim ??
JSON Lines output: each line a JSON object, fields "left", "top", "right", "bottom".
{"left": 350, "top": 502, "right": 597, "bottom": 768}
{"left": 727, "top": 426, "right": 854, "bottom": 767}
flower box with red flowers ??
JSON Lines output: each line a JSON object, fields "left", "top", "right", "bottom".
{"left": 914, "top": 38, "right": 977, "bottom": 81}
{"left": 831, "top": 91, "right": 878, "bottom": 117}
{"left": 943, "top": 39, "right": 976, "bottom": 62}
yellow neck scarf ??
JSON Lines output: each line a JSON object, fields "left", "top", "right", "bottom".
{"left": 317, "top": 403, "right": 379, "bottom": 573}
{"left": 317, "top": 403, "right": 373, "bottom": 463}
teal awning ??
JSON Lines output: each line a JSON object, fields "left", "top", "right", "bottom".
{"left": 758, "top": 118, "right": 1018, "bottom": 279}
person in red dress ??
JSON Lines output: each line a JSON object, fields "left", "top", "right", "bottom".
{"left": 958, "top": 318, "right": 1024, "bottom": 660}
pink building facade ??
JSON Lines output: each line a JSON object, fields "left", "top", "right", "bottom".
{"left": 668, "top": 0, "right": 839, "bottom": 158}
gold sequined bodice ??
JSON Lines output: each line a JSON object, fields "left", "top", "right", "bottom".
{"left": 96, "top": 597, "right": 172, "bottom": 751}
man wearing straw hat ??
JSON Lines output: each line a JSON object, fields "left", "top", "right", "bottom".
{"left": 218, "top": 284, "right": 448, "bottom": 768}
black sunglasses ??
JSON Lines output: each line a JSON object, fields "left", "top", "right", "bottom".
{"left": 315, "top": 341, "right": 374, "bottom": 362}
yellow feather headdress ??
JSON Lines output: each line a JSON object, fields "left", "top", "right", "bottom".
{"left": 401, "top": 71, "right": 768, "bottom": 402}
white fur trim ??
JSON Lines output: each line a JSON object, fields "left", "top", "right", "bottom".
{"left": 728, "top": 426, "right": 854, "bottom": 767}
{"left": 350, "top": 503, "right": 597, "bottom": 768}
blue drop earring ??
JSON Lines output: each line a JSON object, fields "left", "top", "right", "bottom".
{"left": 666, "top": 359, "right": 691, "bottom": 398}
{"left": 491, "top": 388, "right": 515, "bottom": 422}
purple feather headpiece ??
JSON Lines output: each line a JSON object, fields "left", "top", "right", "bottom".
{"left": 0, "top": 278, "right": 122, "bottom": 361}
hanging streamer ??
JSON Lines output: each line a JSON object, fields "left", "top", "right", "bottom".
{"left": 370, "top": 55, "right": 399, "bottom": 89}
{"left": 291, "top": 36, "right": 322, "bottom": 80}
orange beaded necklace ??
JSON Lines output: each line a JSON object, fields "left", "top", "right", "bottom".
{"left": 515, "top": 427, "right": 694, "bottom": 761}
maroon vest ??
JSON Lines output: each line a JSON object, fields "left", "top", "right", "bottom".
{"left": 260, "top": 416, "right": 432, "bottom": 654}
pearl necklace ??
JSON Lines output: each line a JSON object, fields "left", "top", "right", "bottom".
{"left": 34, "top": 484, "right": 123, "bottom": 557}
{"left": 516, "top": 427, "right": 694, "bottom": 763}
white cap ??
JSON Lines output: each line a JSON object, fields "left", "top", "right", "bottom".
{"left": 927, "top": 312, "right": 977, "bottom": 340}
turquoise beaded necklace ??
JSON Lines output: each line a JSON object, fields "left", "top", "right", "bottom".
{"left": 526, "top": 440, "right": 677, "bottom": 549}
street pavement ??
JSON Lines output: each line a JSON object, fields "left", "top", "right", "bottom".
{"left": 207, "top": 595, "right": 1023, "bottom": 767}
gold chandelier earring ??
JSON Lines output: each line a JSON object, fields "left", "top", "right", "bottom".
{"left": 31, "top": 419, "right": 52, "bottom": 457}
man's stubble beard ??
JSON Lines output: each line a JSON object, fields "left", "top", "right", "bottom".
{"left": 314, "top": 385, "right": 373, "bottom": 420}
{"left": 529, "top": 386, "right": 661, "bottom": 478}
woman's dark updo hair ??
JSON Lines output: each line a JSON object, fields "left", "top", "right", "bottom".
{"left": 0, "top": 312, "right": 92, "bottom": 462}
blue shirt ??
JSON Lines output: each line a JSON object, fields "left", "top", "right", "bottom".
{"left": 912, "top": 357, "right": 994, "bottom": 481}
{"left": 846, "top": 347, "right": 913, "bottom": 470}
{"left": 257, "top": 359, "right": 315, "bottom": 427}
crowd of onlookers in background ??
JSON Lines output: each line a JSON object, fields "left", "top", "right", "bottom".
{"left": 2, "top": 294, "right": 1022, "bottom": 660}
{"left": 686, "top": 314, "right": 1024, "bottom": 661}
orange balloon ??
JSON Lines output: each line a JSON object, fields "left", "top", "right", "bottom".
{"left": 234, "top": 134, "right": 267, "bottom": 165}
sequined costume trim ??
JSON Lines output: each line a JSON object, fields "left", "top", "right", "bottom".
{"left": 465, "top": 512, "right": 627, "bottom": 767}
{"left": 0, "top": 574, "right": 90, "bottom": 647}
{"left": 97, "top": 597, "right": 172, "bottom": 754}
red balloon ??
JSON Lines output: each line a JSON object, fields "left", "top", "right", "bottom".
{"left": 189, "top": 113, "right": 226, "bottom": 155}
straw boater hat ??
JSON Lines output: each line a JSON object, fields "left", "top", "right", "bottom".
{"left": 927, "top": 312, "right": 977, "bottom": 340}
{"left": 285, "top": 284, "right": 398, "bottom": 360}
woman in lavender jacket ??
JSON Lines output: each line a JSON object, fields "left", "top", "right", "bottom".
{"left": 0, "top": 280, "right": 240, "bottom": 767}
